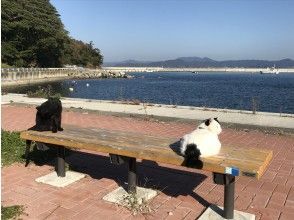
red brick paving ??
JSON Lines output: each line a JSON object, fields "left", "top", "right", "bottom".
{"left": 1, "top": 104, "right": 294, "bottom": 220}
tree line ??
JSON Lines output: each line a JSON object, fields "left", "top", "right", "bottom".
{"left": 1, "top": 0, "right": 103, "bottom": 68}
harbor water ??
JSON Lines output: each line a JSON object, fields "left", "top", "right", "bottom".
{"left": 5, "top": 72, "right": 294, "bottom": 114}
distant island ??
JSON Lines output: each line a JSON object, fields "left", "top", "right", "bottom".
{"left": 104, "top": 57, "right": 294, "bottom": 68}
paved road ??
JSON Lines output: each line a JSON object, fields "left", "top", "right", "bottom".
{"left": 1, "top": 104, "right": 294, "bottom": 220}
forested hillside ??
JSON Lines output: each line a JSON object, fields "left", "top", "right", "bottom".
{"left": 1, "top": 0, "right": 103, "bottom": 68}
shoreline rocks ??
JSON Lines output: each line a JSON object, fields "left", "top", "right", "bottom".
{"left": 67, "top": 69, "right": 129, "bottom": 79}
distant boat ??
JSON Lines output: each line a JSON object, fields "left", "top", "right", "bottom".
{"left": 192, "top": 71, "right": 199, "bottom": 74}
{"left": 146, "top": 69, "right": 154, "bottom": 72}
{"left": 260, "top": 66, "right": 279, "bottom": 75}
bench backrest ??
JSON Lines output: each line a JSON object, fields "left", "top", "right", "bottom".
{"left": 20, "top": 125, "right": 273, "bottom": 179}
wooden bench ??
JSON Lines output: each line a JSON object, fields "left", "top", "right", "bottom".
{"left": 20, "top": 125, "right": 273, "bottom": 219}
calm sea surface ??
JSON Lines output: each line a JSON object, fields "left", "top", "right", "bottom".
{"left": 6, "top": 72, "right": 294, "bottom": 114}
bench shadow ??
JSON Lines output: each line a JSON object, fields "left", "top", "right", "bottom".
{"left": 23, "top": 144, "right": 59, "bottom": 167}
{"left": 139, "top": 160, "right": 210, "bottom": 208}
{"left": 25, "top": 145, "right": 211, "bottom": 208}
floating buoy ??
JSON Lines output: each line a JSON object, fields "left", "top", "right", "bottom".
{"left": 69, "top": 87, "right": 74, "bottom": 92}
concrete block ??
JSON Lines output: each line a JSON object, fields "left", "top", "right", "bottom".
{"left": 198, "top": 205, "right": 255, "bottom": 220}
{"left": 35, "top": 171, "right": 86, "bottom": 187}
{"left": 103, "top": 186, "right": 157, "bottom": 205}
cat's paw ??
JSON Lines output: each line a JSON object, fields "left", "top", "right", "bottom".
{"left": 58, "top": 127, "right": 64, "bottom": 131}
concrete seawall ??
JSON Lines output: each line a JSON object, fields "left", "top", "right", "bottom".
{"left": 104, "top": 67, "right": 294, "bottom": 73}
{"left": 1, "top": 68, "right": 70, "bottom": 80}
{"left": 1, "top": 68, "right": 128, "bottom": 88}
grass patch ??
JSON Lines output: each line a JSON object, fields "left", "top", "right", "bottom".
{"left": 1, "top": 130, "right": 60, "bottom": 167}
{"left": 1, "top": 130, "right": 26, "bottom": 166}
{"left": 1, "top": 205, "right": 24, "bottom": 220}
{"left": 121, "top": 193, "right": 151, "bottom": 215}
{"left": 1, "top": 63, "right": 12, "bottom": 68}
{"left": 27, "top": 85, "right": 61, "bottom": 99}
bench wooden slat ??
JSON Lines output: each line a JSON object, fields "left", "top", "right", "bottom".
{"left": 20, "top": 125, "right": 272, "bottom": 179}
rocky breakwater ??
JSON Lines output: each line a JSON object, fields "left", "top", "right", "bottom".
{"left": 68, "top": 69, "right": 130, "bottom": 79}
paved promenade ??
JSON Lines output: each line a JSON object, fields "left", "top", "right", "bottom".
{"left": 2, "top": 94, "right": 294, "bottom": 129}
{"left": 1, "top": 104, "right": 294, "bottom": 220}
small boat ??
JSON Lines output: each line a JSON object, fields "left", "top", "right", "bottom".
{"left": 260, "top": 66, "right": 279, "bottom": 74}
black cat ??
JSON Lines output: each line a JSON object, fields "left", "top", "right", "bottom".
{"left": 29, "top": 97, "right": 63, "bottom": 133}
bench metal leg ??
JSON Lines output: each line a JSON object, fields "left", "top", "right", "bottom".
{"left": 224, "top": 176, "right": 235, "bottom": 219}
{"left": 128, "top": 157, "right": 137, "bottom": 194}
{"left": 57, "top": 146, "right": 66, "bottom": 177}
{"left": 109, "top": 154, "right": 137, "bottom": 194}
{"left": 213, "top": 173, "right": 235, "bottom": 219}
{"left": 25, "top": 140, "right": 32, "bottom": 167}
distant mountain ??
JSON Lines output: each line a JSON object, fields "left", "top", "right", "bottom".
{"left": 177, "top": 56, "right": 215, "bottom": 62}
{"left": 103, "top": 59, "right": 152, "bottom": 67}
{"left": 103, "top": 57, "right": 294, "bottom": 68}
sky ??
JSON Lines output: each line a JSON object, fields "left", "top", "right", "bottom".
{"left": 51, "top": 0, "right": 294, "bottom": 62}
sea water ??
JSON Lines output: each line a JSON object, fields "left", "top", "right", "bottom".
{"left": 6, "top": 72, "right": 294, "bottom": 114}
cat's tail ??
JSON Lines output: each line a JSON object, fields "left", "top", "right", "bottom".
{"left": 28, "top": 125, "right": 48, "bottom": 132}
{"left": 184, "top": 144, "right": 203, "bottom": 168}
{"left": 28, "top": 125, "right": 37, "bottom": 131}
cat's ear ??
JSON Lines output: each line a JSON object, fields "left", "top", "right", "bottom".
{"left": 214, "top": 117, "right": 220, "bottom": 123}
{"left": 205, "top": 118, "right": 212, "bottom": 126}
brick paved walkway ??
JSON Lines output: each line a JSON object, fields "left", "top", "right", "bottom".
{"left": 1, "top": 104, "right": 294, "bottom": 220}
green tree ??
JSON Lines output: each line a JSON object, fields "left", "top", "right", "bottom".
{"left": 1, "top": 0, "right": 103, "bottom": 68}
{"left": 63, "top": 39, "right": 103, "bottom": 68}
{"left": 1, "top": 0, "right": 68, "bottom": 67}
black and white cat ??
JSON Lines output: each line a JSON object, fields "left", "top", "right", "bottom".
{"left": 180, "top": 118, "right": 222, "bottom": 166}
{"left": 29, "top": 97, "right": 63, "bottom": 133}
